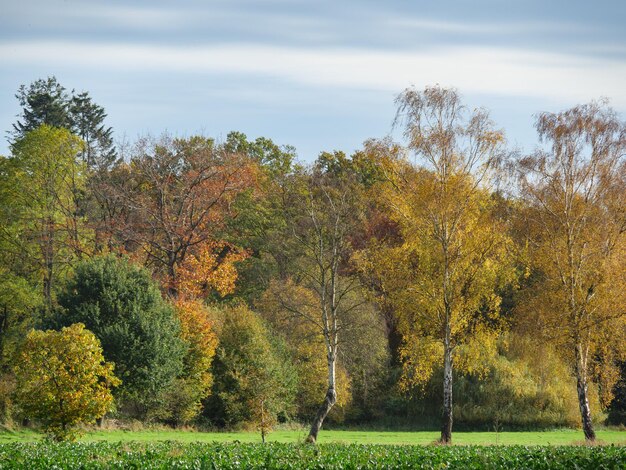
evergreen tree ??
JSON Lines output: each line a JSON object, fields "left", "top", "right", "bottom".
{"left": 56, "top": 255, "right": 186, "bottom": 418}
{"left": 11, "top": 77, "right": 71, "bottom": 141}
{"left": 69, "top": 91, "right": 116, "bottom": 168}
{"left": 11, "top": 77, "right": 116, "bottom": 168}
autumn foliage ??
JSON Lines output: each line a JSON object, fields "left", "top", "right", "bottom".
{"left": 14, "top": 323, "right": 119, "bottom": 441}
{"left": 94, "top": 135, "right": 257, "bottom": 295}
{"left": 175, "top": 241, "right": 249, "bottom": 299}
{"left": 169, "top": 299, "right": 219, "bottom": 424}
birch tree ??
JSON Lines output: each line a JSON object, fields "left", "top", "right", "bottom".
{"left": 265, "top": 167, "right": 370, "bottom": 443}
{"left": 376, "top": 86, "right": 511, "bottom": 443}
{"left": 516, "top": 101, "right": 626, "bottom": 441}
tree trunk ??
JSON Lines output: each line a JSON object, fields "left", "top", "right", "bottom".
{"left": 440, "top": 341, "right": 453, "bottom": 444}
{"left": 43, "top": 217, "right": 55, "bottom": 313}
{"left": 167, "top": 257, "right": 178, "bottom": 298}
{"left": 306, "top": 353, "right": 337, "bottom": 444}
{"left": 0, "top": 307, "right": 7, "bottom": 370}
{"left": 306, "top": 386, "right": 337, "bottom": 444}
{"left": 575, "top": 344, "right": 596, "bottom": 441}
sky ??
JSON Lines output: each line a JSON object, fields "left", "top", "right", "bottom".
{"left": 1, "top": 0, "right": 625, "bottom": 161}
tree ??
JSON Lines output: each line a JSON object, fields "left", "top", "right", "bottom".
{"left": 0, "top": 269, "right": 42, "bottom": 426}
{"left": 98, "top": 135, "right": 255, "bottom": 297}
{"left": 164, "top": 220, "right": 247, "bottom": 424}
{"left": 515, "top": 101, "right": 626, "bottom": 441}
{"left": 11, "top": 77, "right": 71, "bottom": 141}
{"left": 11, "top": 77, "right": 116, "bottom": 168}
{"left": 258, "top": 280, "right": 354, "bottom": 424}
{"left": 223, "top": 131, "right": 296, "bottom": 178}
{"left": 175, "top": 240, "right": 249, "bottom": 299}
{"left": 2, "top": 126, "right": 86, "bottom": 313}
{"left": 9, "top": 78, "right": 117, "bottom": 270}
{"left": 69, "top": 91, "right": 116, "bottom": 168}
{"left": 207, "top": 304, "right": 297, "bottom": 436}
{"left": 13, "top": 323, "right": 119, "bottom": 441}
{"left": 370, "top": 86, "right": 511, "bottom": 443}
{"left": 167, "top": 299, "right": 218, "bottom": 425}
{"left": 262, "top": 164, "right": 374, "bottom": 443}
{"left": 0, "top": 269, "right": 41, "bottom": 371}
{"left": 221, "top": 131, "right": 300, "bottom": 302}
{"left": 55, "top": 255, "right": 186, "bottom": 417}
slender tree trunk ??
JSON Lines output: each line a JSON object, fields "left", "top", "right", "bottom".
{"left": 440, "top": 205, "right": 453, "bottom": 444}
{"left": 575, "top": 344, "right": 596, "bottom": 441}
{"left": 0, "top": 307, "right": 7, "bottom": 372}
{"left": 260, "top": 399, "right": 266, "bottom": 444}
{"left": 440, "top": 338, "right": 453, "bottom": 444}
{"left": 43, "top": 217, "right": 55, "bottom": 313}
{"left": 306, "top": 352, "right": 337, "bottom": 444}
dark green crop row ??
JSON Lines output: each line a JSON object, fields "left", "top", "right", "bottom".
{"left": 1, "top": 442, "right": 625, "bottom": 469}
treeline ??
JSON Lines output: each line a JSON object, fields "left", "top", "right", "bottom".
{"left": 0, "top": 78, "right": 624, "bottom": 443}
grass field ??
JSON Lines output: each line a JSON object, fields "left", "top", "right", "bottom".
{"left": 1, "top": 428, "right": 625, "bottom": 446}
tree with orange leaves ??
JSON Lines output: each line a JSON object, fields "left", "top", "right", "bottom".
{"left": 98, "top": 135, "right": 256, "bottom": 297}
{"left": 175, "top": 241, "right": 249, "bottom": 299}
{"left": 167, "top": 236, "right": 247, "bottom": 423}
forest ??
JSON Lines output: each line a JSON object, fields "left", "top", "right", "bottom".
{"left": 0, "top": 77, "right": 624, "bottom": 444}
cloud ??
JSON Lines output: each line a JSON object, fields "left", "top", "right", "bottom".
{"left": 388, "top": 18, "right": 591, "bottom": 35}
{"left": 2, "top": 2, "right": 182, "bottom": 29}
{"left": 1, "top": 40, "right": 625, "bottom": 107}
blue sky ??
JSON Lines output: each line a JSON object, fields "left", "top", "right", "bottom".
{"left": 1, "top": 0, "right": 625, "bottom": 160}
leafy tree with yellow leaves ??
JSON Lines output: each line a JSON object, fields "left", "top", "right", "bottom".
{"left": 13, "top": 323, "right": 119, "bottom": 441}
{"left": 515, "top": 101, "right": 626, "bottom": 441}
{"left": 369, "top": 86, "right": 512, "bottom": 443}
{"left": 167, "top": 299, "right": 219, "bottom": 425}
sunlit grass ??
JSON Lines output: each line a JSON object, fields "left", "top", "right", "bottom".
{"left": 2, "top": 428, "right": 625, "bottom": 445}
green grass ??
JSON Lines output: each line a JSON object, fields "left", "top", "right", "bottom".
{"left": 1, "top": 428, "right": 625, "bottom": 446}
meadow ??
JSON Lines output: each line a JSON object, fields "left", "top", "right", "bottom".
{"left": 2, "top": 428, "right": 626, "bottom": 446}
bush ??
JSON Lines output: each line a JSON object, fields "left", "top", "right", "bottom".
{"left": 0, "top": 373, "right": 17, "bottom": 428}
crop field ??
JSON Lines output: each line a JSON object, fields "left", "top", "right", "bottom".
{"left": 1, "top": 441, "right": 625, "bottom": 469}
{"left": 1, "top": 430, "right": 626, "bottom": 469}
